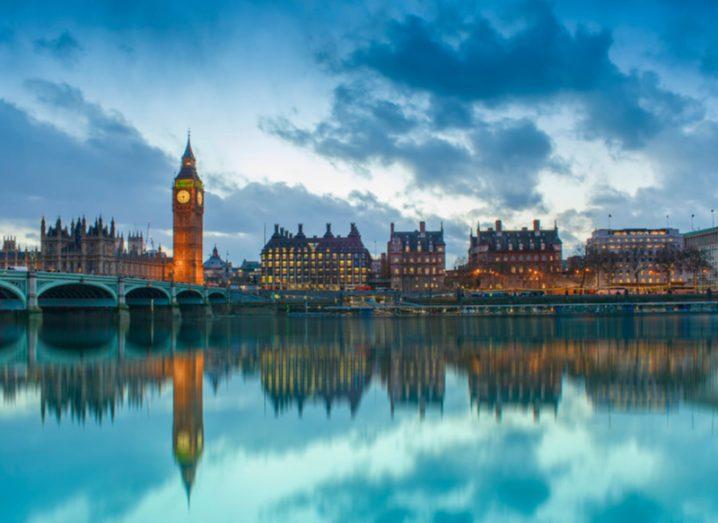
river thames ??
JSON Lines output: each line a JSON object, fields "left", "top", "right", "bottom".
{"left": 1, "top": 313, "right": 718, "bottom": 522}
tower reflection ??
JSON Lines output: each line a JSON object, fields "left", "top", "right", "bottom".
{"left": 0, "top": 313, "right": 717, "bottom": 499}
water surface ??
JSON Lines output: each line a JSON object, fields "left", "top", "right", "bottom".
{"left": 1, "top": 313, "right": 717, "bottom": 522}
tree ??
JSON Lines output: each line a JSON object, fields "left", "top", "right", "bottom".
{"left": 680, "top": 247, "right": 713, "bottom": 289}
{"left": 600, "top": 250, "right": 620, "bottom": 287}
{"left": 654, "top": 246, "right": 679, "bottom": 287}
{"left": 584, "top": 248, "right": 619, "bottom": 288}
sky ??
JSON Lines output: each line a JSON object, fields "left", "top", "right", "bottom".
{"left": 2, "top": 0, "right": 718, "bottom": 265}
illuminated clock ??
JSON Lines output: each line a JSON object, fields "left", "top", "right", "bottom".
{"left": 176, "top": 190, "right": 190, "bottom": 204}
{"left": 197, "top": 191, "right": 203, "bottom": 206}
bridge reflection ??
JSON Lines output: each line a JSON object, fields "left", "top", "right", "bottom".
{"left": 1, "top": 315, "right": 718, "bottom": 495}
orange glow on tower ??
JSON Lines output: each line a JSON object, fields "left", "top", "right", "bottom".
{"left": 172, "top": 133, "right": 204, "bottom": 284}
{"left": 172, "top": 352, "right": 204, "bottom": 501}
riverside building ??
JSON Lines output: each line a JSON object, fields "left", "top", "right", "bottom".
{"left": 467, "top": 219, "right": 562, "bottom": 289}
{"left": 260, "top": 223, "right": 371, "bottom": 290}
{"left": 40, "top": 216, "right": 170, "bottom": 279}
{"left": 586, "top": 228, "right": 684, "bottom": 286}
{"left": 682, "top": 226, "right": 718, "bottom": 287}
{"left": 387, "top": 221, "right": 446, "bottom": 291}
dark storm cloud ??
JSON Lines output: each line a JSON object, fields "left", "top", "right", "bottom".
{"left": 33, "top": 30, "right": 82, "bottom": 63}
{"left": 340, "top": 0, "right": 701, "bottom": 149}
{"left": 349, "top": 5, "right": 611, "bottom": 101}
{"left": 263, "top": 83, "right": 555, "bottom": 210}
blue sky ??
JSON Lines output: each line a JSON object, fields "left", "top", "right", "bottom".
{"left": 2, "top": 0, "right": 718, "bottom": 264}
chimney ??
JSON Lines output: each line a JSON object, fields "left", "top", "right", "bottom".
{"left": 274, "top": 224, "right": 279, "bottom": 235}
{"left": 390, "top": 222, "right": 395, "bottom": 236}
{"left": 298, "top": 223, "right": 303, "bottom": 235}
{"left": 419, "top": 221, "right": 426, "bottom": 233}
{"left": 495, "top": 219, "right": 502, "bottom": 232}
{"left": 325, "top": 223, "right": 333, "bottom": 237}
{"left": 533, "top": 219, "right": 541, "bottom": 231}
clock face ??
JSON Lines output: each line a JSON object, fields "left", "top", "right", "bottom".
{"left": 197, "top": 191, "right": 203, "bottom": 206}
{"left": 176, "top": 190, "right": 190, "bottom": 204}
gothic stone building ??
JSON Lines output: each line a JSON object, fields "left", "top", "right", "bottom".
{"left": 387, "top": 221, "right": 446, "bottom": 291}
{"left": 0, "top": 237, "right": 41, "bottom": 270}
{"left": 172, "top": 135, "right": 205, "bottom": 284}
{"left": 261, "top": 223, "right": 371, "bottom": 290}
{"left": 40, "top": 216, "right": 170, "bottom": 279}
{"left": 28, "top": 134, "right": 206, "bottom": 282}
{"left": 467, "top": 219, "right": 562, "bottom": 289}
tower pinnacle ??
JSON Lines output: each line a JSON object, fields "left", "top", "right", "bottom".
{"left": 177, "top": 131, "right": 199, "bottom": 179}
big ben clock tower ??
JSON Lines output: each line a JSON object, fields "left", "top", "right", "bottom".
{"left": 172, "top": 133, "right": 204, "bottom": 284}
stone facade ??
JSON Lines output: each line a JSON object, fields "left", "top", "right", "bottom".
{"left": 40, "top": 216, "right": 170, "bottom": 279}
{"left": 387, "top": 221, "right": 446, "bottom": 291}
{"left": 261, "top": 223, "right": 371, "bottom": 290}
{"left": 586, "top": 228, "right": 684, "bottom": 286}
{"left": 203, "top": 245, "right": 232, "bottom": 286}
{"left": 683, "top": 226, "right": 718, "bottom": 288}
{"left": 467, "top": 219, "right": 562, "bottom": 289}
{"left": 172, "top": 135, "right": 205, "bottom": 284}
{"left": 0, "top": 237, "right": 41, "bottom": 270}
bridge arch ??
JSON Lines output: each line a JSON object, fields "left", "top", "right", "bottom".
{"left": 125, "top": 286, "right": 172, "bottom": 306}
{"left": 38, "top": 282, "right": 117, "bottom": 308}
{"left": 207, "top": 290, "right": 227, "bottom": 303}
{"left": 0, "top": 280, "right": 26, "bottom": 308}
{"left": 176, "top": 288, "right": 205, "bottom": 305}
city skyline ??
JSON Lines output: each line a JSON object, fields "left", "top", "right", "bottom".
{"left": 3, "top": 1, "right": 718, "bottom": 266}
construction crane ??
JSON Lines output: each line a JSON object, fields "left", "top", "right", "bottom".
{"left": 146, "top": 222, "right": 152, "bottom": 252}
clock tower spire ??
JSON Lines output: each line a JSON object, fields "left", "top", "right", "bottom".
{"left": 172, "top": 132, "right": 204, "bottom": 284}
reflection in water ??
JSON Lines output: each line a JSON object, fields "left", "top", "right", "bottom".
{"left": 1, "top": 313, "right": 718, "bottom": 519}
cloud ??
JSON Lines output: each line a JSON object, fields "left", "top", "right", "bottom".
{"left": 0, "top": 80, "right": 172, "bottom": 235}
{"left": 33, "top": 30, "right": 82, "bottom": 64}
{"left": 340, "top": 1, "right": 702, "bottom": 150}
{"left": 0, "top": 80, "right": 472, "bottom": 262}
{"left": 263, "top": 83, "right": 557, "bottom": 211}
{"left": 205, "top": 181, "right": 469, "bottom": 262}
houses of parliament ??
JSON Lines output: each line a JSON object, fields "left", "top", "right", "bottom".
{"left": 0, "top": 135, "right": 205, "bottom": 285}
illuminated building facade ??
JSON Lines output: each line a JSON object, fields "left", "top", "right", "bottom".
{"left": 683, "top": 226, "right": 718, "bottom": 287}
{"left": 260, "top": 223, "right": 371, "bottom": 290}
{"left": 467, "top": 219, "right": 562, "bottom": 289}
{"left": 387, "top": 221, "right": 446, "bottom": 291}
{"left": 586, "top": 228, "right": 683, "bottom": 286}
{"left": 172, "top": 135, "right": 204, "bottom": 284}
{"left": 39, "top": 216, "right": 169, "bottom": 279}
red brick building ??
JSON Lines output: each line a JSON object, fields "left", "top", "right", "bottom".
{"left": 467, "top": 219, "right": 562, "bottom": 289}
{"left": 387, "top": 221, "right": 446, "bottom": 291}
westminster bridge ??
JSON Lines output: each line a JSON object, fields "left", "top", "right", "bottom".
{"left": 0, "top": 270, "right": 230, "bottom": 313}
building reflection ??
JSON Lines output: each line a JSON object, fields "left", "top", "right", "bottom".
{"left": 260, "top": 343, "right": 371, "bottom": 416}
{"left": 173, "top": 352, "right": 204, "bottom": 501}
{"left": 463, "top": 348, "right": 561, "bottom": 421}
{"left": 1, "top": 314, "right": 718, "bottom": 497}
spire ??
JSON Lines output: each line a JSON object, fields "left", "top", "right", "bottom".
{"left": 183, "top": 130, "right": 195, "bottom": 162}
{"left": 177, "top": 130, "right": 199, "bottom": 179}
